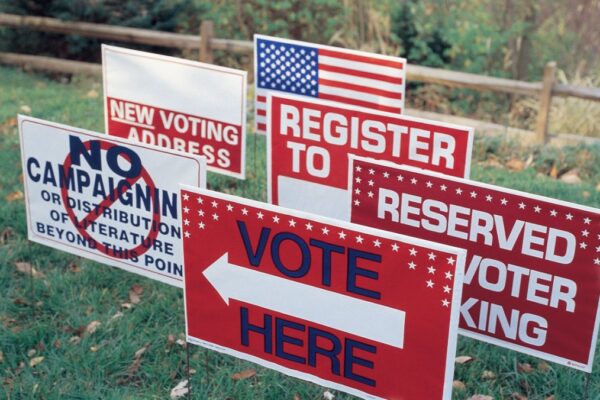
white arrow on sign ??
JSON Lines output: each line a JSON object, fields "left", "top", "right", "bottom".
{"left": 203, "top": 253, "right": 406, "bottom": 349}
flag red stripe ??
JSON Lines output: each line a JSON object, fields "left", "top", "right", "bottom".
{"left": 319, "top": 93, "right": 401, "bottom": 114}
{"left": 257, "top": 123, "right": 266, "bottom": 131}
{"left": 256, "top": 109, "right": 266, "bottom": 116}
{"left": 319, "top": 48, "right": 405, "bottom": 69}
{"left": 319, "top": 78, "right": 402, "bottom": 100}
{"left": 319, "top": 64, "right": 403, "bottom": 84}
{"left": 257, "top": 95, "right": 267, "bottom": 102}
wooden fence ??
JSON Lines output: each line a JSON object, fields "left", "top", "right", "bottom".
{"left": 1, "top": 12, "right": 600, "bottom": 143}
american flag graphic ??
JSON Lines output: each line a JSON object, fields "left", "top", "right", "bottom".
{"left": 254, "top": 35, "right": 406, "bottom": 133}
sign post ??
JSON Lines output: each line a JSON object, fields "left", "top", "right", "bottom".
{"left": 102, "top": 45, "right": 247, "bottom": 179}
{"left": 267, "top": 93, "right": 474, "bottom": 220}
{"left": 348, "top": 155, "right": 600, "bottom": 371}
{"left": 181, "top": 187, "right": 466, "bottom": 399}
{"left": 19, "top": 116, "right": 206, "bottom": 287}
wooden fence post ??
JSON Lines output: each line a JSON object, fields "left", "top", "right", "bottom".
{"left": 535, "top": 61, "right": 557, "bottom": 144}
{"left": 199, "top": 20, "right": 214, "bottom": 63}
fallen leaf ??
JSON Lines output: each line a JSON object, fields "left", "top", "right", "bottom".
{"left": 110, "top": 311, "right": 124, "bottom": 322}
{"left": 36, "top": 342, "right": 45, "bottom": 352}
{"left": 27, "top": 349, "right": 36, "bottom": 357}
{"left": 5, "top": 190, "right": 23, "bottom": 202}
{"left": 129, "top": 284, "right": 144, "bottom": 304}
{"left": 69, "top": 336, "right": 81, "bottom": 345}
{"left": 550, "top": 165, "right": 558, "bottom": 179}
{"left": 452, "top": 380, "right": 466, "bottom": 390}
{"left": 560, "top": 169, "right": 581, "bottom": 184}
{"left": 68, "top": 262, "right": 81, "bottom": 273}
{"left": 90, "top": 345, "right": 99, "bottom": 352}
{"left": 15, "top": 361, "right": 25, "bottom": 375}
{"left": 482, "top": 370, "right": 496, "bottom": 379}
{"left": 0, "top": 350, "right": 4, "bottom": 363}
{"left": 519, "top": 379, "right": 531, "bottom": 392}
{"left": 85, "top": 89, "right": 99, "bottom": 98}
{"left": 167, "top": 334, "right": 176, "bottom": 345}
{"left": 294, "top": 395, "right": 301, "bottom": 400}
{"left": 0, "top": 117, "right": 17, "bottom": 130}
{"left": 53, "top": 339, "right": 61, "bottom": 349}
{"left": 13, "top": 298, "right": 30, "bottom": 306}
{"left": 20, "top": 105, "right": 32, "bottom": 114}
{"left": 517, "top": 362, "right": 533, "bottom": 373}
{"left": 323, "top": 391, "right": 335, "bottom": 400}
{"left": 512, "top": 393, "right": 527, "bottom": 400}
{"left": 0, "top": 227, "right": 13, "bottom": 244}
{"left": 596, "top": 183, "right": 600, "bottom": 192}
{"left": 85, "top": 320, "right": 101, "bottom": 335}
{"left": 121, "top": 302, "right": 133, "bottom": 309}
{"left": 583, "top": 191, "right": 591, "bottom": 199}
{"left": 134, "top": 345, "right": 148, "bottom": 358}
{"left": 545, "top": 395, "right": 555, "bottom": 400}
{"left": 231, "top": 368, "right": 256, "bottom": 380}
{"left": 467, "top": 396, "right": 493, "bottom": 400}
{"left": 537, "top": 361, "right": 550, "bottom": 373}
{"left": 524, "top": 154, "right": 534, "bottom": 169}
{"left": 29, "top": 356, "right": 44, "bottom": 367}
{"left": 170, "top": 379, "right": 189, "bottom": 399}
{"left": 455, "top": 355, "right": 474, "bottom": 364}
{"left": 14, "top": 262, "right": 44, "bottom": 278}
{"left": 176, "top": 339, "right": 187, "bottom": 348}
{"left": 506, "top": 158, "right": 525, "bottom": 171}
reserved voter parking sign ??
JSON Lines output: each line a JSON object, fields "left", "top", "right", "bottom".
{"left": 348, "top": 156, "right": 600, "bottom": 371}
{"left": 267, "top": 93, "right": 474, "bottom": 220}
{"left": 181, "top": 187, "right": 466, "bottom": 399}
{"left": 19, "top": 116, "right": 206, "bottom": 287}
{"left": 102, "top": 45, "right": 247, "bottom": 179}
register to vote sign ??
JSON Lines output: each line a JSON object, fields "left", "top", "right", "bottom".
{"left": 266, "top": 93, "right": 473, "bottom": 220}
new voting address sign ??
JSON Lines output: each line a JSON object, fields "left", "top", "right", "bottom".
{"left": 267, "top": 93, "right": 474, "bottom": 220}
{"left": 349, "top": 156, "right": 600, "bottom": 371}
{"left": 103, "top": 45, "right": 247, "bottom": 178}
{"left": 181, "top": 187, "right": 466, "bottom": 399}
{"left": 19, "top": 116, "right": 206, "bottom": 287}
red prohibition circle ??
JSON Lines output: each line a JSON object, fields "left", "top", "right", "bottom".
{"left": 60, "top": 140, "right": 161, "bottom": 259}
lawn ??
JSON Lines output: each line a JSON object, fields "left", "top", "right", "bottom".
{"left": 1, "top": 65, "right": 600, "bottom": 399}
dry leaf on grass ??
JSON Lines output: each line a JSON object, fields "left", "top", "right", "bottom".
{"left": 110, "top": 311, "right": 124, "bottom": 322}
{"left": 537, "top": 361, "right": 550, "bottom": 372}
{"left": 129, "top": 284, "right": 144, "bottom": 304}
{"left": 29, "top": 356, "right": 44, "bottom": 367}
{"left": 85, "top": 89, "right": 99, "bottom": 98}
{"left": 455, "top": 355, "right": 474, "bottom": 364}
{"left": 14, "top": 262, "right": 44, "bottom": 278}
{"left": 452, "top": 380, "right": 466, "bottom": 390}
{"left": 0, "top": 227, "right": 13, "bottom": 244}
{"left": 231, "top": 368, "right": 256, "bottom": 380}
{"left": 560, "top": 169, "right": 582, "bottom": 184}
{"left": 294, "top": 395, "right": 301, "bottom": 400}
{"left": 519, "top": 379, "right": 531, "bottom": 392}
{"left": 27, "top": 349, "right": 36, "bottom": 357}
{"left": 517, "top": 362, "right": 533, "bottom": 373}
{"left": 482, "top": 370, "right": 496, "bottom": 379}
{"left": 5, "top": 191, "right": 23, "bottom": 202}
{"left": 323, "top": 391, "right": 335, "bottom": 400}
{"left": 550, "top": 165, "right": 559, "bottom": 179}
{"left": 68, "top": 262, "right": 81, "bottom": 273}
{"left": 506, "top": 158, "right": 525, "bottom": 171}
{"left": 20, "top": 105, "right": 32, "bottom": 114}
{"left": 0, "top": 350, "right": 4, "bottom": 363}
{"left": 121, "top": 302, "right": 133, "bottom": 309}
{"left": 53, "top": 340, "right": 61, "bottom": 349}
{"left": 596, "top": 183, "right": 600, "bottom": 192}
{"left": 170, "top": 379, "right": 189, "bottom": 399}
{"left": 545, "top": 395, "right": 555, "bottom": 400}
{"left": 0, "top": 117, "right": 17, "bottom": 130}
{"left": 85, "top": 320, "right": 101, "bottom": 335}
{"left": 467, "top": 396, "right": 493, "bottom": 400}
{"left": 512, "top": 393, "right": 527, "bottom": 400}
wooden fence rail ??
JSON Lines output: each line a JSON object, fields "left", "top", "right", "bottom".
{"left": 1, "top": 12, "right": 599, "bottom": 143}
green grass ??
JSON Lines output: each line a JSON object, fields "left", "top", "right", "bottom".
{"left": 1, "top": 65, "right": 600, "bottom": 399}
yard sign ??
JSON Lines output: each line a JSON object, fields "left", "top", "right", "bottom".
{"left": 181, "top": 187, "right": 466, "bottom": 400}
{"left": 102, "top": 45, "right": 247, "bottom": 179}
{"left": 267, "top": 93, "right": 474, "bottom": 220}
{"left": 254, "top": 34, "right": 406, "bottom": 134}
{"left": 19, "top": 116, "right": 206, "bottom": 287}
{"left": 348, "top": 155, "right": 600, "bottom": 371}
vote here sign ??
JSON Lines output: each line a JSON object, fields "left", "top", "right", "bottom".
{"left": 181, "top": 187, "right": 467, "bottom": 400}
{"left": 19, "top": 116, "right": 206, "bottom": 287}
{"left": 348, "top": 156, "right": 600, "bottom": 371}
{"left": 267, "top": 93, "right": 474, "bottom": 220}
{"left": 102, "top": 45, "right": 247, "bottom": 179}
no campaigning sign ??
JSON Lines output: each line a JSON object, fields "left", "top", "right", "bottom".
{"left": 102, "top": 45, "right": 247, "bottom": 179}
{"left": 267, "top": 93, "right": 474, "bottom": 221}
{"left": 19, "top": 116, "right": 206, "bottom": 287}
{"left": 348, "top": 156, "right": 600, "bottom": 371}
{"left": 181, "top": 187, "right": 466, "bottom": 400}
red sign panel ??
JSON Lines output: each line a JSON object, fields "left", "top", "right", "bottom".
{"left": 181, "top": 187, "right": 466, "bottom": 399}
{"left": 267, "top": 93, "right": 473, "bottom": 220}
{"left": 348, "top": 156, "right": 600, "bottom": 371}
